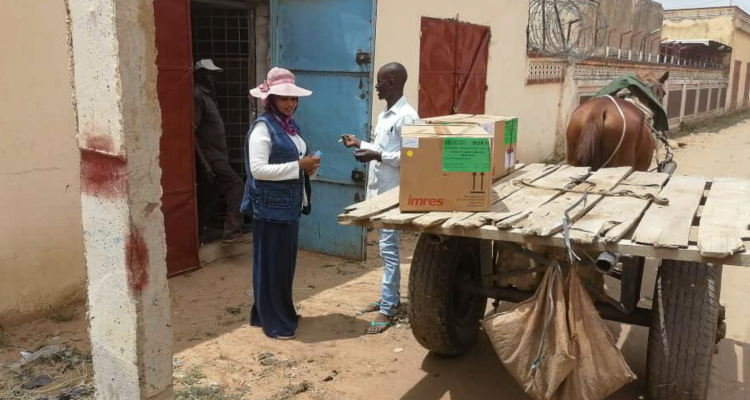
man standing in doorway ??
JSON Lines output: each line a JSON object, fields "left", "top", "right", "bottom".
{"left": 342, "top": 62, "right": 418, "bottom": 334}
{"left": 193, "top": 59, "right": 247, "bottom": 244}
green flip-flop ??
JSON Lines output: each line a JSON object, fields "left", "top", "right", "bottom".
{"left": 365, "top": 320, "right": 392, "bottom": 335}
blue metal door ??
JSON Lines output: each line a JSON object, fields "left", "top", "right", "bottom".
{"left": 271, "top": 0, "right": 375, "bottom": 260}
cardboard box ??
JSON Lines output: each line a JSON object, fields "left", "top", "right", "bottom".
{"left": 420, "top": 114, "right": 518, "bottom": 179}
{"left": 399, "top": 124, "right": 494, "bottom": 212}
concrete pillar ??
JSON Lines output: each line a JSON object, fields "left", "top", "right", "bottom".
{"left": 67, "top": 0, "right": 173, "bottom": 399}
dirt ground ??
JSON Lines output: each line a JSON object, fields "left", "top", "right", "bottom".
{"left": 2, "top": 115, "right": 750, "bottom": 400}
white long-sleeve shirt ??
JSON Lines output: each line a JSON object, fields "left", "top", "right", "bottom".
{"left": 248, "top": 122, "right": 312, "bottom": 207}
{"left": 360, "top": 96, "right": 419, "bottom": 199}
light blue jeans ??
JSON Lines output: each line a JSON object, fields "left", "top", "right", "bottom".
{"left": 378, "top": 229, "right": 401, "bottom": 317}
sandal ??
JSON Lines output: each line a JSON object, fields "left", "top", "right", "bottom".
{"left": 356, "top": 302, "right": 381, "bottom": 316}
{"left": 365, "top": 320, "right": 392, "bottom": 335}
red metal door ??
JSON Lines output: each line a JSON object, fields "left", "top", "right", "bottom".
{"left": 153, "top": 0, "right": 200, "bottom": 277}
{"left": 418, "top": 17, "right": 490, "bottom": 118}
{"left": 454, "top": 22, "right": 489, "bottom": 114}
{"left": 418, "top": 17, "right": 457, "bottom": 117}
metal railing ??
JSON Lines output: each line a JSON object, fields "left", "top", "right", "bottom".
{"left": 597, "top": 46, "right": 727, "bottom": 70}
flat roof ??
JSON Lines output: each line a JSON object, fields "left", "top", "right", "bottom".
{"left": 664, "top": 5, "right": 750, "bottom": 20}
{"left": 662, "top": 39, "right": 732, "bottom": 51}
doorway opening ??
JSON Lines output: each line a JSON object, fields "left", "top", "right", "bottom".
{"left": 190, "top": 0, "right": 260, "bottom": 243}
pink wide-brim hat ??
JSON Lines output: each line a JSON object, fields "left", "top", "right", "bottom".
{"left": 250, "top": 67, "right": 312, "bottom": 99}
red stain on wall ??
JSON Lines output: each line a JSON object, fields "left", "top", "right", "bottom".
{"left": 125, "top": 227, "right": 150, "bottom": 294}
{"left": 80, "top": 135, "right": 127, "bottom": 198}
{"left": 85, "top": 135, "right": 115, "bottom": 154}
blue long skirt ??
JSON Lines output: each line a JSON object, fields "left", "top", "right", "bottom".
{"left": 250, "top": 219, "right": 300, "bottom": 338}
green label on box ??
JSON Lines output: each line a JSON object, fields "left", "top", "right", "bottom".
{"left": 442, "top": 138, "right": 491, "bottom": 173}
{"left": 504, "top": 118, "right": 518, "bottom": 145}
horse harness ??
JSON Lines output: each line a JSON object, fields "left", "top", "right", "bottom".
{"left": 600, "top": 95, "right": 674, "bottom": 172}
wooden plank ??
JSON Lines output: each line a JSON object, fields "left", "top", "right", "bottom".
{"left": 344, "top": 187, "right": 398, "bottom": 212}
{"left": 442, "top": 212, "right": 478, "bottom": 229}
{"left": 698, "top": 178, "right": 750, "bottom": 258}
{"left": 568, "top": 171, "right": 670, "bottom": 244}
{"left": 631, "top": 174, "right": 706, "bottom": 248}
{"left": 348, "top": 219, "right": 750, "bottom": 267}
{"left": 513, "top": 167, "right": 633, "bottom": 236}
{"left": 690, "top": 226, "right": 750, "bottom": 243}
{"left": 454, "top": 164, "right": 562, "bottom": 229}
{"left": 370, "top": 207, "right": 402, "bottom": 221}
{"left": 374, "top": 208, "right": 423, "bottom": 225}
{"left": 340, "top": 188, "right": 400, "bottom": 221}
{"left": 491, "top": 166, "right": 592, "bottom": 229}
{"left": 492, "top": 164, "right": 558, "bottom": 200}
{"left": 413, "top": 212, "right": 474, "bottom": 228}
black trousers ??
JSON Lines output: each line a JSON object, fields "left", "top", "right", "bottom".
{"left": 196, "top": 159, "right": 245, "bottom": 239}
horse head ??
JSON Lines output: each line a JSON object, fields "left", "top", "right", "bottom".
{"left": 642, "top": 71, "right": 669, "bottom": 105}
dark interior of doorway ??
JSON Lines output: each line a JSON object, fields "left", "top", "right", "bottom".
{"left": 190, "top": 0, "right": 257, "bottom": 242}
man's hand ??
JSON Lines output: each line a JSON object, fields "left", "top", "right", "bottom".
{"left": 354, "top": 149, "right": 382, "bottom": 163}
{"left": 341, "top": 134, "right": 361, "bottom": 148}
{"left": 203, "top": 165, "right": 216, "bottom": 184}
{"left": 299, "top": 155, "right": 321, "bottom": 172}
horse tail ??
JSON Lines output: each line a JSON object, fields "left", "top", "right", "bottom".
{"left": 576, "top": 107, "right": 606, "bottom": 170}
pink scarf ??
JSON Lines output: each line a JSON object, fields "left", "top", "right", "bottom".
{"left": 264, "top": 95, "right": 299, "bottom": 136}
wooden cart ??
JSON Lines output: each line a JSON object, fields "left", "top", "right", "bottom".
{"left": 339, "top": 163, "right": 750, "bottom": 400}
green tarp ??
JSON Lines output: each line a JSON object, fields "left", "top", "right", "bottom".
{"left": 594, "top": 74, "right": 669, "bottom": 132}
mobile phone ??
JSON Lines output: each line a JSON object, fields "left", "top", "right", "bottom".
{"left": 313, "top": 150, "right": 323, "bottom": 158}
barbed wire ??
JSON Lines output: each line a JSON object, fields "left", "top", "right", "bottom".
{"left": 527, "top": 0, "right": 608, "bottom": 59}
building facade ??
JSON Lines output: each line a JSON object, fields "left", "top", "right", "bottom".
{"left": 664, "top": 6, "right": 750, "bottom": 111}
{"left": 0, "top": 0, "right": 735, "bottom": 325}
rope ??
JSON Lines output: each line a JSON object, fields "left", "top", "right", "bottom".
{"left": 512, "top": 178, "right": 670, "bottom": 205}
{"left": 601, "top": 95, "right": 627, "bottom": 169}
{"left": 563, "top": 194, "right": 585, "bottom": 264}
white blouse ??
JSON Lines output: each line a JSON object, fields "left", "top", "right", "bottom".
{"left": 248, "top": 122, "right": 313, "bottom": 207}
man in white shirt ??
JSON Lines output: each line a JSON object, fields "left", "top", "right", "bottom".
{"left": 342, "top": 62, "right": 418, "bottom": 334}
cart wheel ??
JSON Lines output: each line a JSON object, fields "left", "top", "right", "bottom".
{"left": 647, "top": 260, "right": 722, "bottom": 400}
{"left": 408, "top": 234, "right": 487, "bottom": 356}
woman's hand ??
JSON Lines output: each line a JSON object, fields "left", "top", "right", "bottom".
{"left": 299, "top": 155, "right": 321, "bottom": 173}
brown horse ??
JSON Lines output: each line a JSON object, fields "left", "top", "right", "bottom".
{"left": 566, "top": 72, "right": 669, "bottom": 171}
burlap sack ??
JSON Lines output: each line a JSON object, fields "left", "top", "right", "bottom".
{"left": 482, "top": 267, "right": 576, "bottom": 400}
{"left": 556, "top": 266, "right": 637, "bottom": 399}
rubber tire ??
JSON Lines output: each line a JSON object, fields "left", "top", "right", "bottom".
{"left": 647, "top": 260, "right": 722, "bottom": 400}
{"left": 408, "top": 234, "right": 488, "bottom": 356}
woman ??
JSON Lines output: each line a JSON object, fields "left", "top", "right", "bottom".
{"left": 241, "top": 67, "right": 320, "bottom": 339}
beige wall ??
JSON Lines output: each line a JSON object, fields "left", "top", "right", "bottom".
{"left": 663, "top": 15, "right": 735, "bottom": 45}
{"left": 374, "top": 0, "right": 563, "bottom": 163}
{"left": 731, "top": 29, "right": 750, "bottom": 108}
{"left": 599, "top": 0, "right": 663, "bottom": 52}
{"left": 663, "top": 9, "right": 749, "bottom": 109}
{"left": 0, "top": 0, "right": 85, "bottom": 324}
